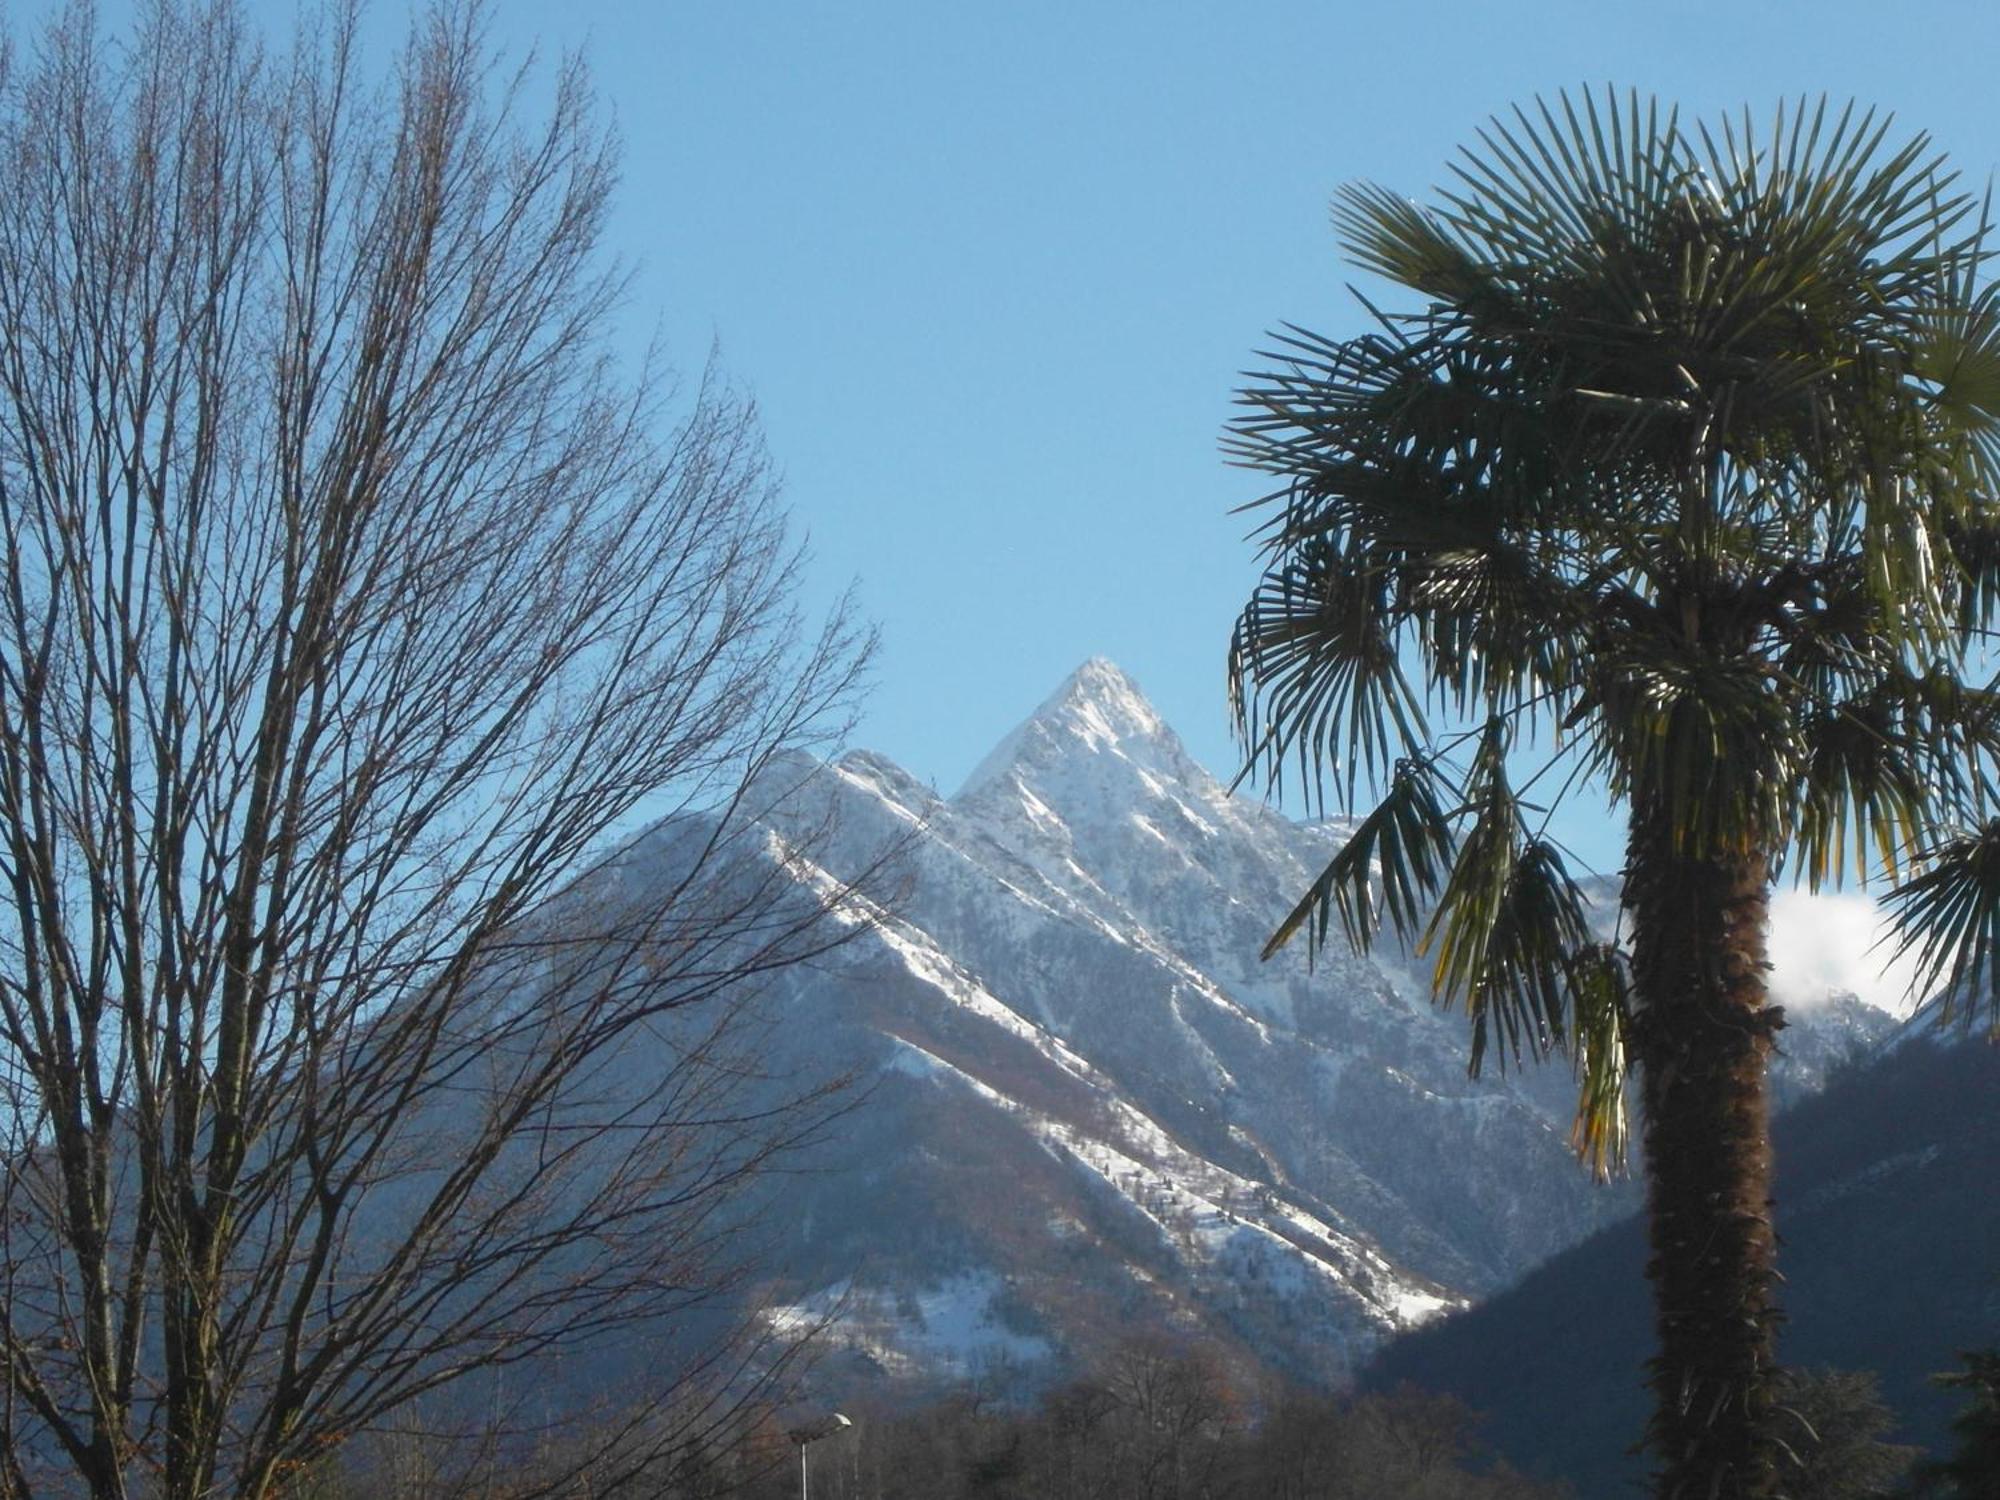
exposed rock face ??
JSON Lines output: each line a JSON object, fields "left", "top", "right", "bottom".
{"left": 650, "top": 661, "right": 1879, "bottom": 1392}
{"left": 585, "top": 659, "right": 1896, "bottom": 1394}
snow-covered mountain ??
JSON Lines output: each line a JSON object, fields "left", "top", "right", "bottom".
{"left": 619, "top": 659, "right": 1898, "bottom": 1394}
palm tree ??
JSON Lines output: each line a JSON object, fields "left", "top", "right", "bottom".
{"left": 1226, "top": 92, "right": 2000, "bottom": 1500}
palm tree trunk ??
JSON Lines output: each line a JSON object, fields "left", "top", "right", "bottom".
{"left": 1623, "top": 806, "right": 1783, "bottom": 1500}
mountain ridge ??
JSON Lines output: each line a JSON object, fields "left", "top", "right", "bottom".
{"left": 695, "top": 659, "right": 1897, "bottom": 1396}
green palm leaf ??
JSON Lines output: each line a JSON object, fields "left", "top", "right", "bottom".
{"left": 1262, "top": 756, "right": 1452, "bottom": 962}
{"left": 1567, "top": 942, "right": 1632, "bottom": 1180}
{"left": 1883, "top": 823, "right": 2000, "bottom": 1031}
{"left": 1422, "top": 726, "right": 1594, "bottom": 1073}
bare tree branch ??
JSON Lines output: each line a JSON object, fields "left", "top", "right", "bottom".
{"left": 0, "top": 4, "right": 879, "bottom": 1496}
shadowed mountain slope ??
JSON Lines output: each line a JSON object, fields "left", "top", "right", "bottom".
{"left": 1367, "top": 1032, "right": 2000, "bottom": 1491}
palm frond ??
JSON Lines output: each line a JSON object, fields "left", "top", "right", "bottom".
{"left": 1422, "top": 726, "right": 1595, "bottom": 1072}
{"left": 1436, "top": 89, "right": 1691, "bottom": 289}
{"left": 1229, "top": 535, "right": 1426, "bottom": 807}
{"left": 1261, "top": 757, "right": 1453, "bottom": 963}
{"left": 1791, "top": 690, "right": 1929, "bottom": 887}
{"left": 1567, "top": 942, "right": 1632, "bottom": 1180}
{"left": 1941, "top": 512, "right": 2000, "bottom": 641}
{"left": 1912, "top": 275, "right": 2000, "bottom": 514}
{"left": 1882, "top": 822, "right": 2000, "bottom": 1030}
{"left": 1333, "top": 183, "right": 1493, "bottom": 306}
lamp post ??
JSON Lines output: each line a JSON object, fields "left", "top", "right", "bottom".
{"left": 787, "top": 1411, "right": 852, "bottom": 1500}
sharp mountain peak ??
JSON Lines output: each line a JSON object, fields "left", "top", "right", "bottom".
{"left": 955, "top": 657, "right": 1188, "bottom": 801}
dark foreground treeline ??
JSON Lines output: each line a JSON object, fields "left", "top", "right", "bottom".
{"left": 749, "top": 1368, "right": 1570, "bottom": 1500}
{"left": 285, "top": 1337, "right": 1569, "bottom": 1499}
{"left": 709, "top": 1353, "right": 2000, "bottom": 1500}
{"left": 281, "top": 1338, "right": 2000, "bottom": 1499}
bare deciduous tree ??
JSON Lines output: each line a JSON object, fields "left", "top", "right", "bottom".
{"left": 0, "top": 4, "right": 875, "bottom": 1496}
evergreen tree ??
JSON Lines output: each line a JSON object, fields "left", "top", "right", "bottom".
{"left": 1905, "top": 1351, "right": 2000, "bottom": 1498}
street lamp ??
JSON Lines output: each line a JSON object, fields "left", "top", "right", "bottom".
{"left": 786, "top": 1411, "right": 852, "bottom": 1500}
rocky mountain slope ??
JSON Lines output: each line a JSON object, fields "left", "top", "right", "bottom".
{"left": 633, "top": 659, "right": 1895, "bottom": 1395}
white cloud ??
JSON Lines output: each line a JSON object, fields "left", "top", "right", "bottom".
{"left": 1765, "top": 888, "right": 1919, "bottom": 1016}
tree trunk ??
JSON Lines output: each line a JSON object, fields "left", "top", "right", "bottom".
{"left": 1623, "top": 807, "right": 1783, "bottom": 1500}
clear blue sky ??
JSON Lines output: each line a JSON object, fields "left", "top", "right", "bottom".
{"left": 481, "top": 0, "right": 2000, "bottom": 877}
